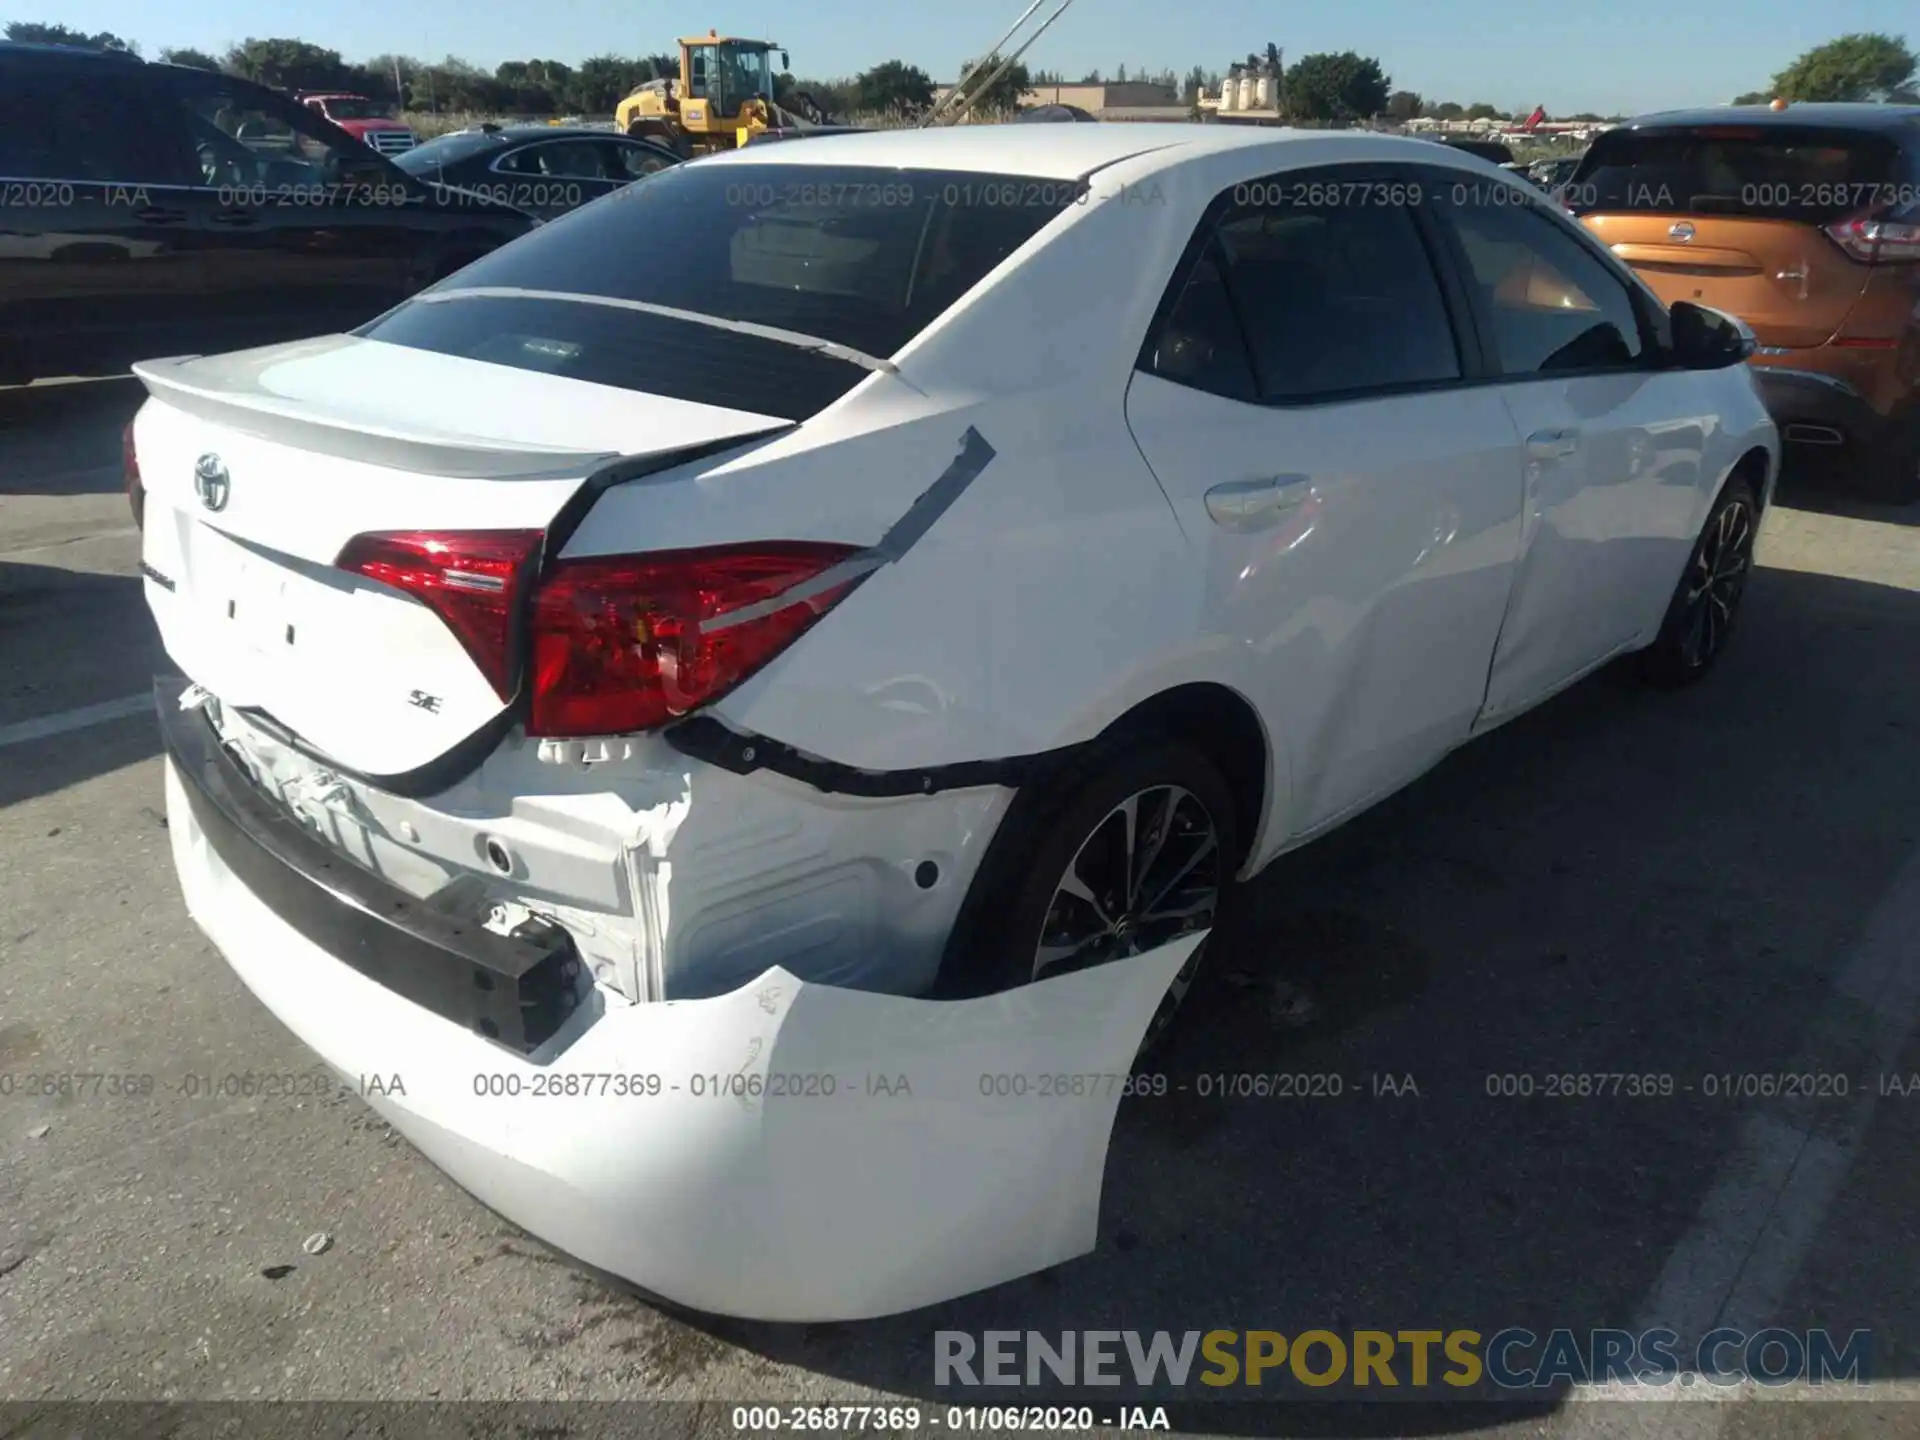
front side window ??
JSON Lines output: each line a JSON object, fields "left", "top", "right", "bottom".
{"left": 497, "top": 141, "right": 613, "bottom": 179}
{"left": 1446, "top": 199, "right": 1646, "bottom": 375}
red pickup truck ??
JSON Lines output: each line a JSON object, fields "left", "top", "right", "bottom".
{"left": 296, "top": 93, "right": 418, "bottom": 155}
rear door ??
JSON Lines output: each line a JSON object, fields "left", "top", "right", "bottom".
{"left": 0, "top": 56, "right": 206, "bottom": 378}
{"left": 1569, "top": 125, "right": 1904, "bottom": 348}
{"left": 1432, "top": 180, "right": 1710, "bottom": 720}
{"left": 1123, "top": 162, "right": 1528, "bottom": 833}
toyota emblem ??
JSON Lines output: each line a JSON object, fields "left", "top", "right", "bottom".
{"left": 1669, "top": 221, "right": 1696, "bottom": 242}
{"left": 194, "top": 454, "right": 230, "bottom": 512}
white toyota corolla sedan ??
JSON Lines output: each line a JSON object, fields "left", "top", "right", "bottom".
{"left": 128, "top": 124, "right": 1777, "bottom": 1320}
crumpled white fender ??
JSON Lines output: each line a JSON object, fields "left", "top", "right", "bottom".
{"left": 169, "top": 761, "right": 1199, "bottom": 1321}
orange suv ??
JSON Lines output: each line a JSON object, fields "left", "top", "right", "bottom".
{"left": 1566, "top": 105, "right": 1920, "bottom": 503}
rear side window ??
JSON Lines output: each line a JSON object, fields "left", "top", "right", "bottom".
{"left": 396, "top": 164, "right": 1079, "bottom": 360}
{"left": 1569, "top": 128, "right": 1906, "bottom": 223}
{"left": 0, "top": 64, "right": 196, "bottom": 184}
{"left": 1144, "top": 181, "right": 1462, "bottom": 403}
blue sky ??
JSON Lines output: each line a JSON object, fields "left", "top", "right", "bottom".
{"left": 8, "top": 0, "right": 1915, "bottom": 114}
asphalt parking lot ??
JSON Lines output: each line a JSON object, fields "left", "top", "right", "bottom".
{"left": 3, "top": 376, "right": 1920, "bottom": 1439}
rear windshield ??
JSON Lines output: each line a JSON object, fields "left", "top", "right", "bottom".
{"left": 1568, "top": 128, "right": 1907, "bottom": 222}
{"left": 362, "top": 163, "right": 1081, "bottom": 387}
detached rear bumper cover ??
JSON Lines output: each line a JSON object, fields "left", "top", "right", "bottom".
{"left": 159, "top": 684, "right": 1196, "bottom": 1322}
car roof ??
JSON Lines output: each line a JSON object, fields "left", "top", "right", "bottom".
{"left": 497, "top": 125, "right": 635, "bottom": 141}
{"left": 0, "top": 40, "right": 141, "bottom": 61}
{"left": 696, "top": 122, "right": 1444, "bottom": 178}
{"left": 433, "top": 125, "right": 635, "bottom": 144}
{"left": 1617, "top": 104, "right": 1920, "bottom": 136}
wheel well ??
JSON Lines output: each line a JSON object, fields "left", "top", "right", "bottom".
{"left": 1101, "top": 683, "right": 1268, "bottom": 866}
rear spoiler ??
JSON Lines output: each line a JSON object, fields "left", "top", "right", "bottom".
{"left": 132, "top": 348, "right": 625, "bottom": 481}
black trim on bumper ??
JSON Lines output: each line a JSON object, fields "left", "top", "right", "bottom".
{"left": 157, "top": 675, "right": 586, "bottom": 1056}
{"left": 664, "top": 713, "right": 1070, "bottom": 798}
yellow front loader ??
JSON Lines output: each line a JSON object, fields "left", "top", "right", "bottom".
{"left": 615, "top": 32, "right": 795, "bottom": 155}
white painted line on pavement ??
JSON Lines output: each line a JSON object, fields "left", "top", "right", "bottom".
{"left": 0, "top": 525, "right": 140, "bottom": 560}
{"left": 1561, "top": 840, "right": 1920, "bottom": 1424}
{"left": 0, "top": 693, "right": 150, "bottom": 749}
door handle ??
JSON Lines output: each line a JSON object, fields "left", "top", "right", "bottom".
{"left": 1205, "top": 475, "right": 1310, "bottom": 530}
{"left": 1525, "top": 428, "right": 1580, "bottom": 459}
{"left": 208, "top": 209, "right": 259, "bottom": 227}
{"left": 134, "top": 207, "right": 189, "bottom": 224}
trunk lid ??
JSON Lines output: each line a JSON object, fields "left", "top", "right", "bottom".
{"left": 134, "top": 333, "right": 789, "bottom": 779}
{"left": 1569, "top": 124, "right": 1906, "bottom": 349}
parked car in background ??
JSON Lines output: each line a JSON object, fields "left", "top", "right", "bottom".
{"left": 1529, "top": 154, "right": 1584, "bottom": 192}
{"left": 295, "top": 92, "right": 418, "bottom": 156}
{"left": 1568, "top": 104, "right": 1920, "bottom": 501}
{"left": 128, "top": 125, "right": 1776, "bottom": 1313}
{"left": 394, "top": 126, "right": 681, "bottom": 217}
{"left": 1436, "top": 137, "right": 1516, "bottom": 165}
{"left": 742, "top": 124, "right": 872, "bottom": 146}
{"left": 0, "top": 42, "right": 536, "bottom": 385}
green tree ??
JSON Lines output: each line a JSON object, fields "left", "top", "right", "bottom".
{"left": 222, "top": 37, "right": 352, "bottom": 92}
{"left": 158, "top": 46, "right": 220, "bottom": 70}
{"left": 1429, "top": 100, "right": 1465, "bottom": 120}
{"left": 853, "top": 58, "right": 935, "bottom": 114}
{"left": 1771, "top": 33, "right": 1917, "bottom": 102}
{"left": 567, "top": 54, "right": 647, "bottom": 113}
{"left": 1182, "top": 64, "right": 1209, "bottom": 104}
{"left": 1284, "top": 52, "right": 1391, "bottom": 122}
{"left": 954, "top": 54, "right": 1031, "bottom": 113}
{"left": 1386, "top": 89, "right": 1423, "bottom": 121}
{"left": 4, "top": 20, "right": 137, "bottom": 52}
{"left": 1464, "top": 101, "right": 1504, "bottom": 120}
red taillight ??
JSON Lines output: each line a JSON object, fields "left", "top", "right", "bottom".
{"left": 122, "top": 421, "right": 143, "bottom": 530}
{"left": 1823, "top": 211, "right": 1920, "bottom": 264}
{"left": 336, "top": 530, "right": 544, "bottom": 699}
{"left": 528, "top": 542, "right": 861, "bottom": 737}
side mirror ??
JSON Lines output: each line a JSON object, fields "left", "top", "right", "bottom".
{"left": 781, "top": 51, "right": 791, "bottom": 71}
{"left": 1668, "top": 301, "right": 1755, "bottom": 369}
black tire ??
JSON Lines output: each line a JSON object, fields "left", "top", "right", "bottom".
{"left": 937, "top": 733, "right": 1240, "bottom": 1052}
{"left": 1860, "top": 421, "right": 1920, "bottom": 506}
{"left": 1636, "top": 475, "right": 1759, "bottom": 687}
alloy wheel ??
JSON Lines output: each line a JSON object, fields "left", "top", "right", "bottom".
{"left": 1032, "top": 785, "right": 1223, "bottom": 1040}
{"left": 1677, "top": 496, "right": 1755, "bottom": 670}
